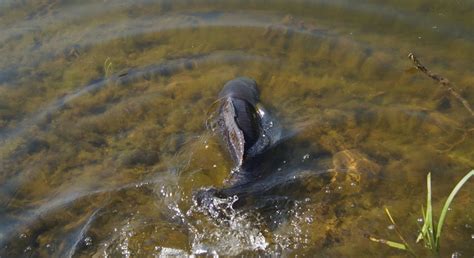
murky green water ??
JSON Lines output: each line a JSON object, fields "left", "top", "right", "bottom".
{"left": 1, "top": 0, "right": 473, "bottom": 257}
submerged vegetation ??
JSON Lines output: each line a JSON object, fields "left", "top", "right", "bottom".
{"left": 103, "top": 57, "right": 114, "bottom": 79}
{"left": 0, "top": 0, "right": 473, "bottom": 256}
{"left": 370, "top": 170, "right": 474, "bottom": 255}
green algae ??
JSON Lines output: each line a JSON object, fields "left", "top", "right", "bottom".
{"left": 0, "top": 0, "right": 473, "bottom": 257}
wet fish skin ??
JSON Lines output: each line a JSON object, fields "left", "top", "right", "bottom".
{"left": 218, "top": 77, "right": 260, "bottom": 106}
{"left": 217, "top": 77, "right": 263, "bottom": 167}
{"left": 194, "top": 77, "right": 284, "bottom": 213}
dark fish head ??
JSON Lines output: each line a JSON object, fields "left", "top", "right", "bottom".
{"left": 218, "top": 77, "right": 260, "bottom": 105}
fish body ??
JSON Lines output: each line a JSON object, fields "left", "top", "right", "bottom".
{"left": 195, "top": 77, "right": 283, "bottom": 211}
{"left": 216, "top": 77, "right": 278, "bottom": 170}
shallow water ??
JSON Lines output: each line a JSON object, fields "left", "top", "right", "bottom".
{"left": 0, "top": 0, "right": 473, "bottom": 257}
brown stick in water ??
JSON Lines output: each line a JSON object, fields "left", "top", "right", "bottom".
{"left": 408, "top": 53, "right": 474, "bottom": 117}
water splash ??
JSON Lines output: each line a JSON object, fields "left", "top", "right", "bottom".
{"left": 187, "top": 193, "right": 268, "bottom": 256}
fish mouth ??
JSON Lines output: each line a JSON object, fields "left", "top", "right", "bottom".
{"left": 211, "top": 77, "right": 284, "bottom": 182}
{"left": 214, "top": 77, "right": 264, "bottom": 168}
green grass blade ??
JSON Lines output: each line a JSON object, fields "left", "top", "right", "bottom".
{"left": 424, "top": 172, "right": 434, "bottom": 249}
{"left": 384, "top": 207, "right": 396, "bottom": 225}
{"left": 368, "top": 236, "right": 407, "bottom": 251}
{"left": 416, "top": 206, "right": 426, "bottom": 243}
{"left": 384, "top": 208, "right": 414, "bottom": 253}
{"left": 435, "top": 170, "right": 474, "bottom": 249}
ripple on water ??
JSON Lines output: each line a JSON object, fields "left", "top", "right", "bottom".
{"left": 1, "top": 0, "right": 474, "bottom": 257}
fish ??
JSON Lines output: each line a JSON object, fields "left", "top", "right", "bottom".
{"left": 194, "top": 77, "right": 283, "bottom": 211}
{"left": 215, "top": 77, "right": 281, "bottom": 175}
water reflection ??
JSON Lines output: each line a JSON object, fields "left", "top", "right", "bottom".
{"left": 0, "top": 0, "right": 473, "bottom": 257}
{"left": 0, "top": 51, "right": 274, "bottom": 141}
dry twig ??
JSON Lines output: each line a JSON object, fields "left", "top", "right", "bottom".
{"left": 408, "top": 53, "right": 474, "bottom": 117}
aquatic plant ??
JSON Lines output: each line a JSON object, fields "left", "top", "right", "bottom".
{"left": 367, "top": 207, "right": 415, "bottom": 254}
{"left": 369, "top": 169, "right": 474, "bottom": 255}
{"left": 104, "top": 57, "right": 114, "bottom": 79}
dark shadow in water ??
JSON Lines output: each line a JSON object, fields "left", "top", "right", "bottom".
{"left": 194, "top": 126, "right": 335, "bottom": 231}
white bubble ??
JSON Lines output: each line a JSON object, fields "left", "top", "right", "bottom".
{"left": 84, "top": 236, "right": 93, "bottom": 246}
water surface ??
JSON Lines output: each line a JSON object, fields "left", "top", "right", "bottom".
{"left": 0, "top": 0, "right": 473, "bottom": 257}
